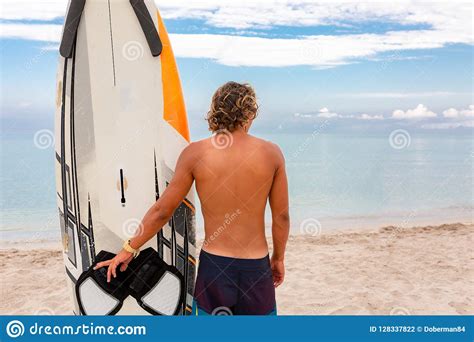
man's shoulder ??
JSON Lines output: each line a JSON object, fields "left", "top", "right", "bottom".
{"left": 184, "top": 135, "right": 283, "bottom": 157}
{"left": 246, "top": 135, "right": 284, "bottom": 167}
{"left": 180, "top": 138, "right": 214, "bottom": 158}
{"left": 188, "top": 137, "right": 213, "bottom": 150}
{"left": 249, "top": 135, "right": 283, "bottom": 155}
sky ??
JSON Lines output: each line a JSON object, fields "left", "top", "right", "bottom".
{"left": 0, "top": 0, "right": 473, "bottom": 136}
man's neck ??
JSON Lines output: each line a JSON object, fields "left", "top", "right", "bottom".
{"left": 232, "top": 127, "right": 248, "bottom": 136}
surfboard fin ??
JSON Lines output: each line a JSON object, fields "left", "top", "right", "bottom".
{"left": 130, "top": 0, "right": 163, "bottom": 57}
{"left": 59, "top": 0, "right": 86, "bottom": 58}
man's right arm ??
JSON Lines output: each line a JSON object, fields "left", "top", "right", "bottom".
{"left": 268, "top": 144, "right": 290, "bottom": 287}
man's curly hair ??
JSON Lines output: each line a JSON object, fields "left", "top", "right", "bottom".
{"left": 206, "top": 82, "right": 259, "bottom": 132}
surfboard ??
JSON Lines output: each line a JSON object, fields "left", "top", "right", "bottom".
{"left": 54, "top": 0, "right": 196, "bottom": 315}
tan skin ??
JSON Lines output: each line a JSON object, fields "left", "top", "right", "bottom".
{"left": 94, "top": 122, "right": 290, "bottom": 288}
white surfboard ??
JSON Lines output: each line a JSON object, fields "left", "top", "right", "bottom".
{"left": 54, "top": 0, "right": 196, "bottom": 315}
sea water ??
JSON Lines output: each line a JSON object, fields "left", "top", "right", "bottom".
{"left": 1, "top": 130, "right": 472, "bottom": 240}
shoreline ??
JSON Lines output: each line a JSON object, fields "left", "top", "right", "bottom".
{"left": 1, "top": 222, "right": 472, "bottom": 315}
{"left": 1, "top": 217, "right": 472, "bottom": 250}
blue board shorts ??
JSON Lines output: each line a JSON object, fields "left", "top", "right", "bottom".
{"left": 193, "top": 249, "right": 277, "bottom": 315}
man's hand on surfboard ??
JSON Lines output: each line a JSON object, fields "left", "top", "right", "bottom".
{"left": 270, "top": 257, "right": 285, "bottom": 288}
{"left": 93, "top": 250, "right": 134, "bottom": 283}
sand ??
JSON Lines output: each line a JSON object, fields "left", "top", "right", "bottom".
{"left": 1, "top": 223, "right": 472, "bottom": 315}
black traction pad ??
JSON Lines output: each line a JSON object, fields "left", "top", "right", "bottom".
{"left": 130, "top": 0, "right": 163, "bottom": 57}
{"left": 75, "top": 248, "right": 184, "bottom": 315}
{"left": 59, "top": 0, "right": 86, "bottom": 58}
{"left": 76, "top": 250, "right": 133, "bottom": 315}
{"left": 128, "top": 248, "right": 185, "bottom": 315}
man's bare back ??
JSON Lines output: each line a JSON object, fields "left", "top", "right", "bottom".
{"left": 186, "top": 129, "right": 287, "bottom": 259}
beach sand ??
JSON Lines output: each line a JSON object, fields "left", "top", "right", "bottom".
{"left": 1, "top": 223, "right": 472, "bottom": 315}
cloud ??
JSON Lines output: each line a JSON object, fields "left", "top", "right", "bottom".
{"left": 358, "top": 114, "right": 384, "bottom": 120}
{"left": 342, "top": 91, "right": 461, "bottom": 99}
{"left": 317, "top": 107, "right": 339, "bottom": 118}
{"left": 0, "top": 1, "right": 472, "bottom": 68}
{"left": 442, "top": 108, "right": 458, "bottom": 118}
{"left": 156, "top": 1, "right": 472, "bottom": 41}
{"left": 18, "top": 101, "right": 32, "bottom": 108}
{"left": 2, "top": 1, "right": 472, "bottom": 39}
{"left": 422, "top": 122, "right": 474, "bottom": 129}
{"left": 3, "top": 24, "right": 468, "bottom": 68}
{"left": 294, "top": 112, "right": 313, "bottom": 118}
{"left": 0, "top": 0, "right": 65, "bottom": 20}
{"left": 442, "top": 105, "right": 474, "bottom": 119}
{"left": 392, "top": 104, "right": 437, "bottom": 120}
{"left": 293, "top": 105, "right": 472, "bottom": 127}
{"left": 0, "top": 24, "right": 61, "bottom": 42}
{"left": 294, "top": 108, "right": 341, "bottom": 118}
{"left": 40, "top": 44, "right": 60, "bottom": 51}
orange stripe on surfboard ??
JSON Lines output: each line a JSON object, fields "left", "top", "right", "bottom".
{"left": 183, "top": 198, "right": 195, "bottom": 213}
{"left": 157, "top": 10, "right": 190, "bottom": 142}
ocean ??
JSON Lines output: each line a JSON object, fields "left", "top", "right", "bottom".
{"left": 1, "top": 130, "right": 472, "bottom": 240}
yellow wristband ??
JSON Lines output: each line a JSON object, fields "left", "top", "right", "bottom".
{"left": 123, "top": 240, "right": 140, "bottom": 258}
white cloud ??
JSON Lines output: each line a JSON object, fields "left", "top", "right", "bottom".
{"left": 358, "top": 114, "right": 384, "bottom": 120}
{"left": 342, "top": 91, "right": 460, "bottom": 99}
{"left": 145, "top": 31, "right": 445, "bottom": 67}
{"left": 422, "top": 121, "right": 474, "bottom": 129}
{"left": 0, "top": 24, "right": 61, "bottom": 42}
{"left": 317, "top": 107, "right": 339, "bottom": 118}
{"left": 2, "top": 1, "right": 472, "bottom": 40}
{"left": 294, "top": 107, "right": 341, "bottom": 118}
{"left": 18, "top": 101, "right": 32, "bottom": 108}
{"left": 41, "top": 44, "right": 60, "bottom": 51}
{"left": 442, "top": 105, "right": 474, "bottom": 119}
{"left": 155, "top": 1, "right": 472, "bottom": 40}
{"left": 293, "top": 105, "right": 472, "bottom": 125}
{"left": 442, "top": 108, "right": 458, "bottom": 118}
{"left": 0, "top": 1, "right": 472, "bottom": 68}
{"left": 392, "top": 104, "right": 437, "bottom": 120}
{"left": 294, "top": 112, "right": 313, "bottom": 118}
{"left": 1, "top": 24, "right": 471, "bottom": 67}
{"left": 458, "top": 105, "right": 473, "bottom": 117}
{"left": 0, "top": 0, "right": 66, "bottom": 20}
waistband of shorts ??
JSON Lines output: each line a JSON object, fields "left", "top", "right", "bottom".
{"left": 199, "top": 249, "right": 270, "bottom": 270}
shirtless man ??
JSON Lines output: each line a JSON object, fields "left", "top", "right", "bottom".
{"left": 95, "top": 82, "right": 290, "bottom": 315}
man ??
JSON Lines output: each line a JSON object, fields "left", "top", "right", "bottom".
{"left": 95, "top": 81, "right": 290, "bottom": 315}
